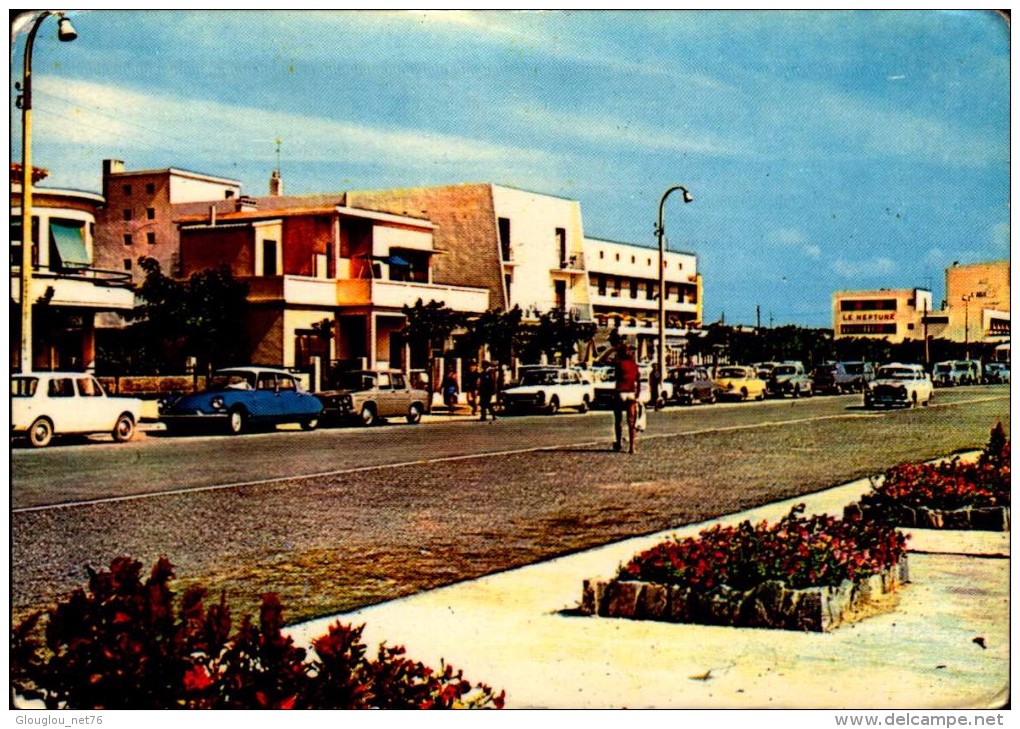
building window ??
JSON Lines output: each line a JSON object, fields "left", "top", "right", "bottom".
{"left": 841, "top": 299, "right": 897, "bottom": 312}
{"left": 123, "top": 234, "right": 133, "bottom": 246}
{"left": 123, "top": 184, "right": 132, "bottom": 196}
{"left": 678, "top": 262, "right": 683, "bottom": 270}
{"left": 631, "top": 255, "right": 636, "bottom": 264}
{"left": 124, "top": 258, "right": 132, "bottom": 271}
{"left": 123, "top": 209, "right": 132, "bottom": 221}
{"left": 597, "top": 276, "right": 607, "bottom": 296}
{"left": 262, "top": 240, "right": 278, "bottom": 276}
{"left": 146, "top": 182, "right": 155, "bottom": 195}
{"left": 146, "top": 207, "right": 155, "bottom": 220}
{"left": 647, "top": 258, "right": 651, "bottom": 266}
{"left": 147, "top": 232, "right": 156, "bottom": 245}
{"left": 630, "top": 279, "right": 638, "bottom": 298}
{"left": 498, "top": 217, "right": 511, "bottom": 260}
{"left": 615, "top": 253, "right": 620, "bottom": 261}
{"left": 599, "top": 250, "right": 604, "bottom": 259}
{"left": 556, "top": 227, "right": 567, "bottom": 265}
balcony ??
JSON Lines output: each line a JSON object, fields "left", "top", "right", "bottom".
{"left": 521, "top": 301, "right": 593, "bottom": 322}
{"left": 551, "top": 251, "right": 586, "bottom": 275}
{"left": 10, "top": 267, "right": 135, "bottom": 310}
{"left": 338, "top": 278, "right": 489, "bottom": 313}
{"left": 245, "top": 276, "right": 338, "bottom": 307}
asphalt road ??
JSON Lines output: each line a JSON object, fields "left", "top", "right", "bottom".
{"left": 11, "top": 385, "right": 1010, "bottom": 625}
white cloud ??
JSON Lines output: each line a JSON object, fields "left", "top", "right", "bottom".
{"left": 990, "top": 221, "right": 1009, "bottom": 252}
{"left": 30, "top": 75, "right": 555, "bottom": 171}
{"left": 831, "top": 257, "right": 898, "bottom": 278}
{"left": 512, "top": 106, "right": 749, "bottom": 157}
{"left": 765, "top": 227, "right": 821, "bottom": 260}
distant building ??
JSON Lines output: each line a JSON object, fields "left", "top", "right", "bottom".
{"left": 832, "top": 259, "right": 1010, "bottom": 348}
{"left": 94, "top": 159, "right": 241, "bottom": 283}
{"left": 832, "top": 288, "right": 934, "bottom": 344}
{"left": 583, "top": 236, "right": 701, "bottom": 363}
{"left": 10, "top": 165, "right": 134, "bottom": 371}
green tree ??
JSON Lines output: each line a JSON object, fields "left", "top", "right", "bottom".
{"left": 459, "top": 306, "right": 525, "bottom": 365}
{"left": 400, "top": 299, "right": 465, "bottom": 411}
{"left": 128, "top": 257, "right": 249, "bottom": 374}
{"left": 526, "top": 308, "right": 596, "bottom": 366}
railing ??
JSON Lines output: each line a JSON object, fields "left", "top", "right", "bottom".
{"left": 522, "top": 301, "right": 593, "bottom": 321}
{"left": 13, "top": 265, "right": 134, "bottom": 288}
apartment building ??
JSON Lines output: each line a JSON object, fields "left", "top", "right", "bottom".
{"left": 176, "top": 196, "right": 489, "bottom": 370}
{"left": 94, "top": 159, "right": 241, "bottom": 283}
{"left": 347, "top": 184, "right": 594, "bottom": 322}
{"left": 10, "top": 165, "right": 134, "bottom": 371}
{"left": 938, "top": 260, "right": 1010, "bottom": 344}
{"left": 584, "top": 236, "right": 701, "bottom": 362}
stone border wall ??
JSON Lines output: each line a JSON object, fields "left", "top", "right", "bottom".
{"left": 845, "top": 503, "right": 1010, "bottom": 531}
{"left": 581, "top": 558, "right": 908, "bottom": 633}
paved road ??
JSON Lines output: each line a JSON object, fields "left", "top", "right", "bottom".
{"left": 11, "top": 386, "right": 1010, "bottom": 625}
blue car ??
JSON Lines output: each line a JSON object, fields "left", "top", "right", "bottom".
{"left": 160, "top": 367, "right": 323, "bottom": 435}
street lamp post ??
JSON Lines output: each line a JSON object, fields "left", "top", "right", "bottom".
{"left": 655, "top": 185, "right": 693, "bottom": 397}
{"left": 962, "top": 294, "right": 972, "bottom": 360}
{"left": 16, "top": 10, "right": 77, "bottom": 373}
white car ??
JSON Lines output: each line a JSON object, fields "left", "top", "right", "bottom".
{"left": 502, "top": 367, "right": 595, "bottom": 414}
{"left": 593, "top": 370, "right": 673, "bottom": 408}
{"left": 12, "top": 372, "right": 143, "bottom": 448}
{"left": 864, "top": 363, "right": 934, "bottom": 409}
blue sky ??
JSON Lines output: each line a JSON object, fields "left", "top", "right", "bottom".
{"left": 11, "top": 10, "right": 1010, "bottom": 328}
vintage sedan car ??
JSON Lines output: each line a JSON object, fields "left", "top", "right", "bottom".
{"left": 833, "top": 361, "right": 876, "bottom": 393}
{"left": 592, "top": 368, "right": 672, "bottom": 408}
{"left": 12, "top": 372, "right": 142, "bottom": 448}
{"left": 668, "top": 366, "right": 722, "bottom": 405}
{"left": 932, "top": 360, "right": 971, "bottom": 387}
{"left": 864, "top": 363, "right": 933, "bottom": 409}
{"left": 766, "top": 362, "right": 814, "bottom": 398}
{"left": 984, "top": 362, "right": 1010, "bottom": 384}
{"left": 160, "top": 367, "right": 323, "bottom": 435}
{"left": 316, "top": 369, "right": 428, "bottom": 426}
{"left": 502, "top": 367, "right": 594, "bottom": 414}
{"left": 714, "top": 366, "right": 767, "bottom": 401}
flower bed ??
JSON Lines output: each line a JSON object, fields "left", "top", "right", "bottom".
{"left": 846, "top": 424, "right": 1010, "bottom": 531}
{"left": 581, "top": 505, "right": 909, "bottom": 632}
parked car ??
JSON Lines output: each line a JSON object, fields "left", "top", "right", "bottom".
{"left": 12, "top": 372, "right": 142, "bottom": 448}
{"left": 932, "top": 360, "right": 973, "bottom": 387}
{"left": 833, "top": 361, "right": 876, "bottom": 393}
{"left": 502, "top": 367, "right": 594, "bottom": 414}
{"left": 766, "top": 362, "right": 814, "bottom": 398}
{"left": 984, "top": 362, "right": 1010, "bottom": 384}
{"left": 316, "top": 369, "right": 428, "bottom": 426}
{"left": 668, "top": 366, "right": 722, "bottom": 405}
{"left": 864, "top": 363, "right": 933, "bottom": 409}
{"left": 160, "top": 367, "right": 323, "bottom": 435}
{"left": 714, "top": 365, "right": 767, "bottom": 401}
{"left": 810, "top": 363, "right": 839, "bottom": 395}
{"left": 592, "top": 368, "right": 672, "bottom": 408}
{"left": 961, "top": 360, "right": 983, "bottom": 384}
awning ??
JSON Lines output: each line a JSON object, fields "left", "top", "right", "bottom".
{"left": 50, "top": 221, "right": 90, "bottom": 268}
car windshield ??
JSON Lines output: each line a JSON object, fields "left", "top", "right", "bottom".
{"left": 718, "top": 368, "right": 746, "bottom": 378}
{"left": 332, "top": 372, "right": 376, "bottom": 391}
{"left": 672, "top": 370, "right": 697, "bottom": 384}
{"left": 842, "top": 363, "right": 864, "bottom": 374}
{"left": 12, "top": 376, "right": 38, "bottom": 397}
{"left": 209, "top": 372, "right": 256, "bottom": 390}
{"left": 933, "top": 364, "right": 952, "bottom": 373}
{"left": 520, "top": 370, "right": 558, "bottom": 386}
{"left": 878, "top": 367, "right": 917, "bottom": 380}
{"left": 774, "top": 366, "right": 796, "bottom": 376}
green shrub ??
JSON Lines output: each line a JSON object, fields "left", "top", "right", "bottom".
{"left": 12, "top": 556, "right": 504, "bottom": 710}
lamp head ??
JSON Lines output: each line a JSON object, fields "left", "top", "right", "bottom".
{"left": 57, "top": 14, "right": 77, "bottom": 42}
{"left": 682, "top": 190, "right": 693, "bottom": 204}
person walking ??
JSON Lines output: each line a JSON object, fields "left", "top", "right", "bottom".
{"left": 612, "top": 340, "right": 641, "bottom": 454}
{"left": 441, "top": 367, "right": 459, "bottom": 412}
{"left": 464, "top": 362, "right": 480, "bottom": 416}
{"left": 478, "top": 361, "right": 498, "bottom": 422}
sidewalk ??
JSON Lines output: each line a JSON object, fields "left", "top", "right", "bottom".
{"left": 290, "top": 476, "right": 1010, "bottom": 709}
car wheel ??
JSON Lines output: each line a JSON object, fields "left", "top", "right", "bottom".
{"left": 301, "top": 417, "right": 319, "bottom": 431}
{"left": 577, "top": 396, "right": 589, "bottom": 414}
{"left": 227, "top": 407, "right": 247, "bottom": 435}
{"left": 705, "top": 392, "right": 717, "bottom": 404}
{"left": 548, "top": 396, "right": 560, "bottom": 415}
{"left": 910, "top": 392, "right": 918, "bottom": 408}
{"left": 112, "top": 413, "right": 136, "bottom": 443}
{"left": 360, "top": 405, "right": 377, "bottom": 427}
{"left": 792, "top": 385, "right": 800, "bottom": 399}
{"left": 28, "top": 418, "right": 54, "bottom": 448}
{"left": 406, "top": 403, "right": 423, "bottom": 424}
{"left": 740, "top": 387, "right": 748, "bottom": 401}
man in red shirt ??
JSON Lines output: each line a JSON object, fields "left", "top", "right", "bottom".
{"left": 613, "top": 339, "right": 641, "bottom": 454}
